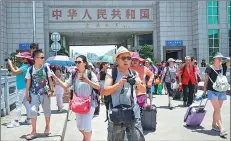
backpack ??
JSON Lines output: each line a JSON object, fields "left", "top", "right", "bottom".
{"left": 29, "top": 65, "right": 50, "bottom": 89}
{"left": 208, "top": 65, "right": 230, "bottom": 92}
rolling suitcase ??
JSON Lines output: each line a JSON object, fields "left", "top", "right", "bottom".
{"left": 141, "top": 104, "right": 157, "bottom": 131}
{"left": 184, "top": 99, "right": 208, "bottom": 126}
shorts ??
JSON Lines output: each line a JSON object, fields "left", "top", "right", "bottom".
{"left": 207, "top": 90, "right": 227, "bottom": 101}
{"left": 76, "top": 106, "right": 95, "bottom": 132}
{"left": 30, "top": 94, "right": 51, "bottom": 118}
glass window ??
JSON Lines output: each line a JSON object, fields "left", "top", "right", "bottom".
{"left": 207, "top": 1, "right": 219, "bottom": 24}
{"left": 228, "top": 1, "right": 230, "bottom": 24}
{"left": 208, "top": 29, "right": 220, "bottom": 61}
{"left": 229, "top": 29, "right": 231, "bottom": 56}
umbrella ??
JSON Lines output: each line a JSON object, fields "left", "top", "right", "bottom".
{"left": 46, "top": 55, "right": 75, "bottom": 66}
{"left": 99, "top": 55, "right": 114, "bottom": 64}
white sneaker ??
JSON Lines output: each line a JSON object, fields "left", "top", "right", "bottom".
{"left": 7, "top": 121, "right": 20, "bottom": 128}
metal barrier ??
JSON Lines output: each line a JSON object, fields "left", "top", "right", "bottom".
{"left": 1, "top": 70, "right": 17, "bottom": 117}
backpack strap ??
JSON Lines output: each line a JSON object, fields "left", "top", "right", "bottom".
{"left": 112, "top": 67, "right": 118, "bottom": 85}
{"left": 29, "top": 66, "right": 33, "bottom": 88}
{"left": 87, "top": 70, "right": 100, "bottom": 96}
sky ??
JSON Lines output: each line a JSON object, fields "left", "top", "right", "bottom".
{"left": 70, "top": 45, "right": 116, "bottom": 57}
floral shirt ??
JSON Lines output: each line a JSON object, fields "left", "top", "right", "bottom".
{"left": 25, "top": 64, "right": 52, "bottom": 95}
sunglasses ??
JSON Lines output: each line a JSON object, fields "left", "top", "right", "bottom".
{"left": 75, "top": 61, "right": 83, "bottom": 64}
{"left": 120, "top": 56, "right": 132, "bottom": 61}
{"left": 36, "top": 57, "right": 44, "bottom": 59}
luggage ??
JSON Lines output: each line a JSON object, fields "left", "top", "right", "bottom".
{"left": 141, "top": 105, "right": 157, "bottom": 131}
{"left": 173, "top": 90, "right": 183, "bottom": 100}
{"left": 184, "top": 99, "right": 208, "bottom": 126}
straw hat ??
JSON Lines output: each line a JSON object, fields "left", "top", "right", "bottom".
{"left": 114, "top": 46, "right": 131, "bottom": 59}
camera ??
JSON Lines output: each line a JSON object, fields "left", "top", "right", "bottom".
{"left": 126, "top": 74, "right": 136, "bottom": 85}
{"left": 4, "top": 57, "right": 10, "bottom": 62}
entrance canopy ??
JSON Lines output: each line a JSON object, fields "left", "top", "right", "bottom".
{"left": 62, "top": 31, "right": 151, "bottom": 46}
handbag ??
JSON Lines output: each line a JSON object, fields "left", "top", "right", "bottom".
{"left": 69, "top": 70, "right": 92, "bottom": 114}
{"left": 70, "top": 93, "right": 91, "bottom": 114}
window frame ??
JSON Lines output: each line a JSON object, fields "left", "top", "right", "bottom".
{"left": 207, "top": 1, "right": 219, "bottom": 24}
{"left": 208, "top": 29, "right": 220, "bottom": 60}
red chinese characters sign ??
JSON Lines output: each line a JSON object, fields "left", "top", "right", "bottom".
{"left": 49, "top": 8, "right": 152, "bottom": 22}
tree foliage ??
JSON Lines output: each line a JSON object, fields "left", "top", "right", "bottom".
{"left": 139, "top": 44, "right": 155, "bottom": 62}
{"left": 57, "top": 46, "right": 69, "bottom": 56}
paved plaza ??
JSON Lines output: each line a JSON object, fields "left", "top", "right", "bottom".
{"left": 1, "top": 90, "right": 230, "bottom": 141}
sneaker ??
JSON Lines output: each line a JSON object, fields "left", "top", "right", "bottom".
{"left": 7, "top": 121, "right": 20, "bottom": 128}
{"left": 58, "top": 109, "right": 64, "bottom": 113}
{"left": 22, "top": 119, "right": 31, "bottom": 125}
{"left": 212, "top": 124, "right": 220, "bottom": 132}
{"left": 220, "top": 130, "right": 228, "bottom": 137}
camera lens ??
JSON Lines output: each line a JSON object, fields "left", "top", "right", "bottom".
{"left": 4, "top": 58, "right": 8, "bottom": 62}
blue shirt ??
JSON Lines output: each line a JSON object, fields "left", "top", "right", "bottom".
{"left": 16, "top": 64, "right": 29, "bottom": 89}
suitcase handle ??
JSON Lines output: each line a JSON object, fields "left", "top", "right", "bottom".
{"left": 198, "top": 98, "right": 208, "bottom": 110}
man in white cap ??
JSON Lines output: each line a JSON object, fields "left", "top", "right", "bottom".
{"left": 103, "top": 46, "right": 145, "bottom": 141}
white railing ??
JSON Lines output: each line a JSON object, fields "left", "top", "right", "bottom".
{"left": 1, "top": 70, "right": 17, "bottom": 117}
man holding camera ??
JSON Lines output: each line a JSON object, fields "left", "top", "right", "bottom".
{"left": 103, "top": 46, "right": 146, "bottom": 141}
{"left": 6, "top": 52, "right": 32, "bottom": 128}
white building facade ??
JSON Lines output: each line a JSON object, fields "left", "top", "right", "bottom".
{"left": 0, "top": 0, "right": 230, "bottom": 66}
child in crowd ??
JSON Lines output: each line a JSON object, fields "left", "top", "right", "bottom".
{"left": 54, "top": 68, "right": 65, "bottom": 112}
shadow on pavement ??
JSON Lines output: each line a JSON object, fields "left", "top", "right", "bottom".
{"left": 156, "top": 106, "right": 169, "bottom": 109}
{"left": 20, "top": 133, "right": 61, "bottom": 140}
{"left": 183, "top": 125, "right": 219, "bottom": 137}
{"left": 40, "top": 110, "right": 68, "bottom": 115}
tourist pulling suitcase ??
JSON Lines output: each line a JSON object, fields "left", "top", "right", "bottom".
{"left": 184, "top": 99, "right": 208, "bottom": 126}
{"left": 141, "top": 104, "right": 157, "bottom": 131}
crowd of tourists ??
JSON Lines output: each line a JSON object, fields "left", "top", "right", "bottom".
{"left": 5, "top": 44, "right": 230, "bottom": 140}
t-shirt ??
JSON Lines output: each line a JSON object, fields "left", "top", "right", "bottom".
{"left": 66, "top": 70, "right": 98, "bottom": 107}
{"left": 16, "top": 64, "right": 29, "bottom": 90}
{"left": 164, "top": 66, "right": 176, "bottom": 83}
{"left": 205, "top": 66, "right": 222, "bottom": 92}
{"left": 107, "top": 68, "right": 140, "bottom": 119}
{"left": 25, "top": 64, "right": 53, "bottom": 95}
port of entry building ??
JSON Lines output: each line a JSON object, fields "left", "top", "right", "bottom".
{"left": 0, "top": 0, "right": 230, "bottom": 66}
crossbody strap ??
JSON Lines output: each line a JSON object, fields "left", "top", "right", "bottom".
{"left": 208, "top": 65, "right": 222, "bottom": 84}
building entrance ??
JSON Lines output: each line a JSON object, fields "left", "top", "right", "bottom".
{"left": 163, "top": 46, "right": 186, "bottom": 61}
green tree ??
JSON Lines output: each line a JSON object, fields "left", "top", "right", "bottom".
{"left": 57, "top": 46, "right": 69, "bottom": 56}
{"left": 139, "top": 44, "right": 155, "bottom": 62}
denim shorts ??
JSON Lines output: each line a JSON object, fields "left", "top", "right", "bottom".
{"left": 207, "top": 90, "right": 227, "bottom": 101}
{"left": 146, "top": 87, "right": 151, "bottom": 94}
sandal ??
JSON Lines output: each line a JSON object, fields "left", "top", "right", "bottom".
{"left": 25, "top": 134, "right": 37, "bottom": 140}
{"left": 42, "top": 132, "right": 50, "bottom": 137}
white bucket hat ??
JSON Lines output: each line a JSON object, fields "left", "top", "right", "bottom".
{"left": 167, "top": 58, "right": 175, "bottom": 62}
{"left": 213, "top": 52, "right": 225, "bottom": 59}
